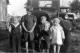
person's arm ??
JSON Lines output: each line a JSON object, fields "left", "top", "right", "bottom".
{"left": 7, "top": 23, "right": 12, "bottom": 32}
{"left": 20, "top": 25, "right": 22, "bottom": 32}
{"left": 21, "top": 16, "right": 29, "bottom": 32}
{"left": 29, "top": 16, "right": 37, "bottom": 33}
{"left": 50, "top": 27, "right": 53, "bottom": 39}
{"left": 29, "top": 21, "right": 36, "bottom": 33}
{"left": 8, "top": 25, "right": 11, "bottom": 32}
{"left": 61, "top": 27, "right": 65, "bottom": 40}
{"left": 22, "top": 22, "right": 29, "bottom": 32}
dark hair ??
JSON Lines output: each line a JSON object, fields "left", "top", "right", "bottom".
{"left": 40, "top": 14, "right": 50, "bottom": 22}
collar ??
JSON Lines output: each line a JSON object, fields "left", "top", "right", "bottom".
{"left": 12, "top": 22, "right": 19, "bottom": 27}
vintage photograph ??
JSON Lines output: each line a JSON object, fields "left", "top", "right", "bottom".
{"left": 0, "top": 0, "right": 80, "bottom": 53}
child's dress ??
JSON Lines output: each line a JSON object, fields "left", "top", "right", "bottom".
{"left": 9, "top": 23, "right": 22, "bottom": 52}
{"left": 50, "top": 24, "right": 65, "bottom": 45}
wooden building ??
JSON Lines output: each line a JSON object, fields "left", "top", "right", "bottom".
{"left": 0, "top": 0, "right": 8, "bottom": 21}
{"left": 0, "top": 0, "right": 8, "bottom": 29}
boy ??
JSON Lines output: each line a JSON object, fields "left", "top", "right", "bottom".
{"left": 9, "top": 16, "right": 22, "bottom": 53}
{"left": 39, "top": 15, "right": 50, "bottom": 53}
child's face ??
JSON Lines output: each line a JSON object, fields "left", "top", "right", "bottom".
{"left": 13, "top": 17, "right": 19, "bottom": 23}
{"left": 54, "top": 20, "right": 59, "bottom": 25}
{"left": 27, "top": 11, "right": 32, "bottom": 15}
{"left": 41, "top": 16, "right": 47, "bottom": 23}
{"left": 52, "top": 19, "right": 60, "bottom": 26}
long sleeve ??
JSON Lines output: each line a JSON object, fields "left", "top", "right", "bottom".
{"left": 8, "top": 25, "right": 12, "bottom": 32}
{"left": 61, "top": 27, "right": 65, "bottom": 39}
{"left": 50, "top": 27, "right": 53, "bottom": 39}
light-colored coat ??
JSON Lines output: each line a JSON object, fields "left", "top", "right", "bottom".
{"left": 50, "top": 24, "right": 65, "bottom": 45}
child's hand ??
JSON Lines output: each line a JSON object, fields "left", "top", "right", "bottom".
{"left": 8, "top": 25, "right": 11, "bottom": 32}
{"left": 50, "top": 36, "right": 52, "bottom": 40}
{"left": 50, "top": 35, "right": 52, "bottom": 40}
{"left": 29, "top": 29, "right": 34, "bottom": 33}
{"left": 62, "top": 39, "right": 65, "bottom": 42}
{"left": 41, "top": 37, "right": 44, "bottom": 40}
{"left": 27, "top": 29, "right": 34, "bottom": 33}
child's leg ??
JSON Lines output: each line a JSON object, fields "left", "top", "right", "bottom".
{"left": 57, "top": 45, "right": 61, "bottom": 53}
{"left": 31, "top": 40, "right": 35, "bottom": 53}
{"left": 53, "top": 45, "right": 56, "bottom": 53}
{"left": 45, "top": 41, "right": 50, "bottom": 53}
{"left": 46, "top": 38, "right": 50, "bottom": 53}
{"left": 12, "top": 37, "right": 17, "bottom": 52}
{"left": 42, "top": 49, "right": 45, "bottom": 53}
{"left": 9, "top": 35, "right": 13, "bottom": 48}
{"left": 17, "top": 37, "right": 22, "bottom": 53}
{"left": 41, "top": 40, "right": 46, "bottom": 53}
{"left": 39, "top": 39, "right": 42, "bottom": 52}
{"left": 47, "top": 48, "right": 49, "bottom": 53}
{"left": 24, "top": 32, "right": 29, "bottom": 53}
{"left": 26, "top": 42, "right": 28, "bottom": 53}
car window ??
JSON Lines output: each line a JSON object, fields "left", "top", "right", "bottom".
{"left": 59, "top": 13, "right": 66, "bottom": 19}
{"left": 67, "top": 14, "right": 74, "bottom": 18}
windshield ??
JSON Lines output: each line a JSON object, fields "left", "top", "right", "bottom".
{"left": 59, "top": 13, "right": 66, "bottom": 19}
{"left": 67, "top": 14, "right": 74, "bottom": 18}
{"left": 65, "top": 14, "right": 74, "bottom": 20}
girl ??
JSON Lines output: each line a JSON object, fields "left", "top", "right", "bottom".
{"left": 50, "top": 18, "right": 65, "bottom": 53}
{"left": 8, "top": 16, "right": 22, "bottom": 53}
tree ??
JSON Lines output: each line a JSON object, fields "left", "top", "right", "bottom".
{"left": 70, "top": 0, "right": 80, "bottom": 13}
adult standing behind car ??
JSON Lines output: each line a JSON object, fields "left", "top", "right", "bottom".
{"left": 59, "top": 17, "right": 73, "bottom": 53}
{"left": 21, "top": 6, "right": 37, "bottom": 53}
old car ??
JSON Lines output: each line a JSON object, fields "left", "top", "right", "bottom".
{"left": 65, "top": 13, "right": 78, "bottom": 20}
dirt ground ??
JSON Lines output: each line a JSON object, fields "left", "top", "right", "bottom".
{"left": 0, "top": 30, "right": 80, "bottom": 53}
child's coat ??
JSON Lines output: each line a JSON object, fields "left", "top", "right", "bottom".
{"left": 50, "top": 24, "right": 65, "bottom": 45}
{"left": 9, "top": 23, "right": 22, "bottom": 52}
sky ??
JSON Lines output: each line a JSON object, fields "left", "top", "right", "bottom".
{"left": 7, "top": 0, "right": 27, "bottom": 16}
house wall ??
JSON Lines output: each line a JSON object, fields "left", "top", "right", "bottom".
{"left": 0, "top": 0, "right": 7, "bottom": 21}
